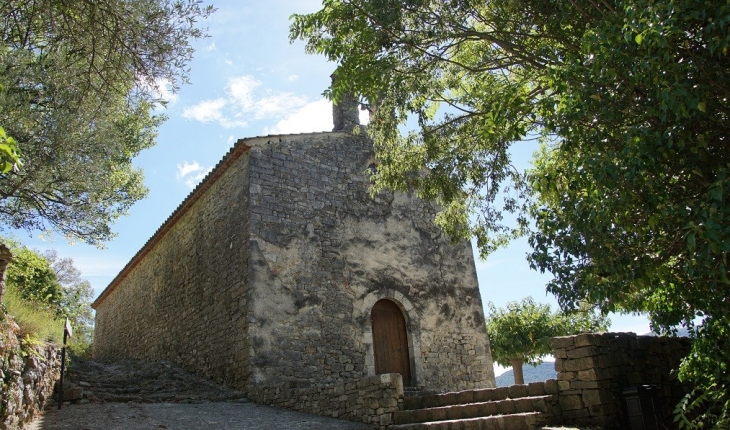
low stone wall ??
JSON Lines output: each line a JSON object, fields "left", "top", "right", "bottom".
{"left": 1, "top": 317, "right": 62, "bottom": 429}
{"left": 552, "top": 332, "right": 691, "bottom": 429}
{"left": 248, "top": 373, "right": 404, "bottom": 429}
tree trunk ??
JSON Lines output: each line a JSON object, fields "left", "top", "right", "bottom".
{"left": 510, "top": 357, "right": 525, "bottom": 385}
{"left": 0, "top": 243, "right": 12, "bottom": 304}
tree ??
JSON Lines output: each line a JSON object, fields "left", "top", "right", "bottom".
{"left": 3, "top": 239, "right": 63, "bottom": 311}
{"left": 42, "top": 250, "right": 94, "bottom": 350}
{"left": 486, "top": 297, "right": 608, "bottom": 385}
{"left": 0, "top": 83, "right": 20, "bottom": 173}
{"left": 291, "top": 0, "right": 729, "bottom": 424}
{"left": 2, "top": 238, "right": 95, "bottom": 352}
{"left": 0, "top": 0, "right": 214, "bottom": 246}
{"left": 0, "top": 125, "right": 20, "bottom": 173}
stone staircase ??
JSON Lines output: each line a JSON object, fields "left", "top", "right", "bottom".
{"left": 60, "top": 358, "right": 246, "bottom": 404}
{"left": 389, "top": 381, "right": 560, "bottom": 429}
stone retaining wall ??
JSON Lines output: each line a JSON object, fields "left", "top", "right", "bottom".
{"left": 552, "top": 332, "right": 691, "bottom": 429}
{"left": 249, "top": 373, "right": 404, "bottom": 429}
{"left": 1, "top": 317, "right": 61, "bottom": 429}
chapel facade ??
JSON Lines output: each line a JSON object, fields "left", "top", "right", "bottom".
{"left": 92, "top": 101, "right": 496, "bottom": 407}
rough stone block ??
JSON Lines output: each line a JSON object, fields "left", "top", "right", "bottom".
{"left": 557, "top": 371, "right": 576, "bottom": 381}
{"left": 472, "top": 388, "right": 492, "bottom": 402}
{"left": 568, "top": 346, "right": 598, "bottom": 359}
{"left": 551, "top": 336, "right": 575, "bottom": 349}
{"left": 496, "top": 398, "right": 516, "bottom": 414}
{"left": 508, "top": 384, "right": 527, "bottom": 398}
{"left": 544, "top": 379, "right": 559, "bottom": 395}
{"left": 581, "top": 389, "right": 607, "bottom": 407}
{"left": 526, "top": 381, "right": 545, "bottom": 397}
{"left": 492, "top": 387, "right": 510, "bottom": 401}
{"left": 456, "top": 390, "right": 474, "bottom": 404}
{"left": 573, "top": 334, "right": 605, "bottom": 348}
{"left": 560, "top": 395, "right": 584, "bottom": 411}
{"left": 564, "top": 357, "right": 594, "bottom": 372}
{"left": 563, "top": 408, "right": 591, "bottom": 420}
{"left": 578, "top": 368, "right": 610, "bottom": 381}
{"left": 553, "top": 348, "right": 568, "bottom": 359}
{"left": 569, "top": 380, "right": 602, "bottom": 390}
{"left": 589, "top": 403, "right": 615, "bottom": 417}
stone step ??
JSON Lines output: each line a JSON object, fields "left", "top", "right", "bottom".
{"left": 404, "top": 381, "right": 557, "bottom": 410}
{"left": 394, "top": 396, "right": 550, "bottom": 425}
{"left": 388, "top": 412, "right": 541, "bottom": 430}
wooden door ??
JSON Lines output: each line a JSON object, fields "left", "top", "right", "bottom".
{"left": 371, "top": 299, "right": 411, "bottom": 385}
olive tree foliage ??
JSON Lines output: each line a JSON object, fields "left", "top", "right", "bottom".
{"left": 291, "top": 0, "right": 729, "bottom": 425}
{"left": 0, "top": 124, "right": 19, "bottom": 173}
{"left": 0, "top": 83, "right": 20, "bottom": 173}
{"left": 0, "top": 0, "right": 214, "bottom": 246}
{"left": 486, "top": 297, "right": 608, "bottom": 385}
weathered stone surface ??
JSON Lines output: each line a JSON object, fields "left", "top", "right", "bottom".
{"left": 552, "top": 332, "right": 692, "bottom": 429}
{"left": 507, "top": 384, "right": 527, "bottom": 398}
{"left": 63, "top": 387, "right": 84, "bottom": 401}
{"left": 92, "top": 127, "right": 495, "bottom": 427}
{"left": 560, "top": 395, "right": 584, "bottom": 411}
{"left": 1, "top": 316, "right": 61, "bottom": 429}
{"left": 550, "top": 336, "right": 575, "bottom": 349}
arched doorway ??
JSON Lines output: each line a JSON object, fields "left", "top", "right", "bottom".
{"left": 371, "top": 299, "right": 412, "bottom": 385}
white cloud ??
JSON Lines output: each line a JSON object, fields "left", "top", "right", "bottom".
{"left": 254, "top": 92, "right": 308, "bottom": 120}
{"left": 288, "top": 74, "right": 299, "bottom": 81}
{"left": 176, "top": 161, "right": 213, "bottom": 188}
{"left": 263, "top": 99, "right": 332, "bottom": 135}
{"left": 181, "top": 98, "right": 248, "bottom": 128}
{"left": 182, "top": 75, "right": 313, "bottom": 130}
{"left": 224, "top": 58, "right": 234, "bottom": 66}
{"left": 205, "top": 42, "right": 217, "bottom": 51}
{"left": 182, "top": 98, "right": 227, "bottom": 123}
{"left": 227, "top": 76, "right": 260, "bottom": 110}
{"left": 226, "top": 135, "right": 235, "bottom": 145}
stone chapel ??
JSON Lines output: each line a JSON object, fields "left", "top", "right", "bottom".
{"left": 92, "top": 99, "right": 496, "bottom": 415}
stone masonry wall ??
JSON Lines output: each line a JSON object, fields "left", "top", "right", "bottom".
{"left": 1, "top": 316, "right": 61, "bottom": 429}
{"left": 552, "top": 332, "right": 692, "bottom": 429}
{"left": 244, "top": 132, "right": 494, "bottom": 399}
{"left": 253, "top": 372, "right": 404, "bottom": 429}
{"left": 93, "top": 149, "right": 251, "bottom": 389}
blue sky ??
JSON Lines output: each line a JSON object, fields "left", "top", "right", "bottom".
{"left": 8, "top": 1, "right": 651, "bottom": 339}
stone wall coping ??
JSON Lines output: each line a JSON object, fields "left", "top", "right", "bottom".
{"left": 92, "top": 130, "right": 359, "bottom": 309}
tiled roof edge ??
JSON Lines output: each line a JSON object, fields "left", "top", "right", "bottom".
{"left": 91, "top": 139, "right": 252, "bottom": 309}
{"left": 91, "top": 130, "right": 348, "bottom": 309}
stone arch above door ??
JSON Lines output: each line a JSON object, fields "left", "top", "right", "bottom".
{"left": 359, "top": 291, "right": 423, "bottom": 387}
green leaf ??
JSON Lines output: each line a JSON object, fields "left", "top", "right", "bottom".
{"left": 635, "top": 33, "right": 643, "bottom": 45}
